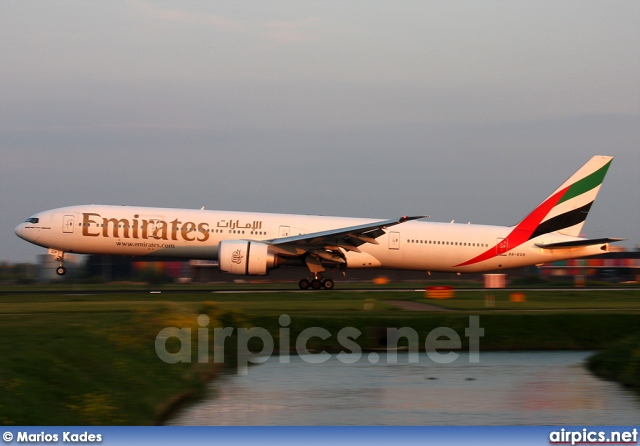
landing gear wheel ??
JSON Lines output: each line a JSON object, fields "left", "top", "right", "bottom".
{"left": 56, "top": 266, "right": 67, "bottom": 276}
{"left": 322, "top": 279, "right": 334, "bottom": 290}
{"left": 299, "top": 279, "right": 310, "bottom": 290}
{"left": 311, "top": 279, "right": 323, "bottom": 289}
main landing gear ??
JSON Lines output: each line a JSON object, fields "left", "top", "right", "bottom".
{"left": 298, "top": 274, "right": 334, "bottom": 290}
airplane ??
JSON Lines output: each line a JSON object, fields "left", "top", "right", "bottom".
{"left": 15, "top": 155, "right": 623, "bottom": 289}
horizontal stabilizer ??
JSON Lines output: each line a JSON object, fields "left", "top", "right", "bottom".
{"left": 535, "top": 238, "right": 624, "bottom": 249}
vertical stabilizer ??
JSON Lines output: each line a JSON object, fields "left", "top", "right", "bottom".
{"left": 519, "top": 155, "right": 613, "bottom": 238}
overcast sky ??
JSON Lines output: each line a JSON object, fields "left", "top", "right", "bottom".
{"left": 1, "top": 0, "right": 639, "bottom": 263}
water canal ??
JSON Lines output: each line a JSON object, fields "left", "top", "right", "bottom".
{"left": 170, "top": 351, "right": 640, "bottom": 425}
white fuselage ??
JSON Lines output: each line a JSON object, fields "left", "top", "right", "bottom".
{"left": 14, "top": 205, "right": 607, "bottom": 274}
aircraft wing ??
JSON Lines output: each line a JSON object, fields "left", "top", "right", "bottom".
{"left": 535, "top": 238, "right": 624, "bottom": 249}
{"left": 266, "top": 215, "right": 424, "bottom": 257}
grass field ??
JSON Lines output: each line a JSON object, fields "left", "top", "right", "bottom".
{"left": 0, "top": 284, "right": 638, "bottom": 425}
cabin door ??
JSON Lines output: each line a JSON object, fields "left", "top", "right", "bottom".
{"left": 63, "top": 215, "right": 75, "bottom": 233}
{"left": 496, "top": 238, "right": 508, "bottom": 255}
{"left": 279, "top": 226, "right": 290, "bottom": 238}
{"left": 389, "top": 231, "right": 400, "bottom": 250}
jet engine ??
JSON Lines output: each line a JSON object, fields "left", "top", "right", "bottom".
{"left": 218, "top": 240, "right": 279, "bottom": 275}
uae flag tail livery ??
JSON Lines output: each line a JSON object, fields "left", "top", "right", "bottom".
{"left": 456, "top": 156, "right": 620, "bottom": 267}
{"left": 525, "top": 154, "right": 613, "bottom": 239}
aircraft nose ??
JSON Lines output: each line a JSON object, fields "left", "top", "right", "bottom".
{"left": 14, "top": 223, "right": 26, "bottom": 240}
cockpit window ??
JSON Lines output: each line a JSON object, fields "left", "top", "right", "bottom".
{"left": 25, "top": 217, "right": 39, "bottom": 224}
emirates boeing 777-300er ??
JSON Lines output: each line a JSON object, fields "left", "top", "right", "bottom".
{"left": 15, "top": 156, "right": 622, "bottom": 289}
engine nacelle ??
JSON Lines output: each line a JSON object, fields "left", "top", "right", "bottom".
{"left": 218, "top": 240, "right": 278, "bottom": 275}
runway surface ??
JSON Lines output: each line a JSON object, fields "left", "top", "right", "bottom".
{"left": 1, "top": 286, "right": 638, "bottom": 295}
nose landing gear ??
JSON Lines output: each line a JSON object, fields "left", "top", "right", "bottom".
{"left": 49, "top": 249, "right": 67, "bottom": 276}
